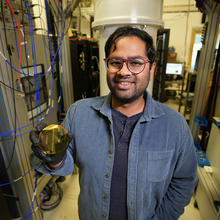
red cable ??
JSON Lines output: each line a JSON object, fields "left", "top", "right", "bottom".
{"left": 5, "top": 0, "right": 22, "bottom": 84}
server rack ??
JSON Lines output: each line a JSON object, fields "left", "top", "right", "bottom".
{"left": 153, "top": 29, "right": 170, "bottom": 103}
{"left": 69, "top": 39, "right": 99, "bottom": 101}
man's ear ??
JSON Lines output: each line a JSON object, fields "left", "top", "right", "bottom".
{"left": 149, "top": 62, "right": 156, "bottom": 81}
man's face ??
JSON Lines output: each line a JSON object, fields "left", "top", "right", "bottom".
{"left": 106, "top": 36, "right": 155, "bottom": 105}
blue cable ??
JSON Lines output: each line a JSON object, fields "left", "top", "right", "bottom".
{"left": 58, "top": 71, "right": 64, "bottom": 123}
{"left": 52, "top": 1, "right": 70, "bottom": 123}
{"left": 3, "top": 40, "right": 60, "bottom": 76}
{"left": 0, "top": 65, "right": 65, "bottom": 137}
{"left": 24, "top": 0, "right": 42, "bottom": 122}
{"left": 0, "top": 1, "right": 71, "bottom": 78}
{"left": 0, "top": 119, "right": 36, "bottom": 136}
{"left": 55, "top": 0, "right": 63, "bottom": 123}
{"left": 2, "top": 28, "right": 64, "bottom": 77}
{"left": 0, "top": 12, "right": 30, "bottom": 211}
{"left": 41, "top": 30, "right": 51, "bottom": 105}
{"left": 0, "top": 100, "right": 59, "bottom": 137}
{"left": 11, "top": 0, "right": 52, "bottom": 125}
{"left": 25, "top": 0, "right": 40, "bottom": 122}
{"left": 1, "top": 1, "right": 70, "bottom": 79}
{"left": 41, "top": 30, "right": 53, "bottom": 124}
{"left": 45, "top": 0, "right": 56, "bottom": 123}
{"left": 0, "top": 2, "right": 69, "bottom": 137}
{"left": 22, "top": 191, "right": 47, "bottom": 220}
{"left": 34, "top": 3, "right": 52, "bottom": 123}
{"left": 42, "top": 0, "right": 68, "bottom": 123}
{"left": 58, "top": 1, "right": 63, "bottom": 123}
{"left": 0, "top": 167, "right": 33, "bottom": 187}
{"left": 0, "top": 2, "right": 69, "bottom": 219}
{"left": 0, "top": 70, "right": 64, "bottom": 137}
{"left": 45, "top": 0, "right": 70, "bottom": 123}
{"left": 0, "top": 0, "right": 42, "bottom": 137}
{"left": 54, "top": 0, "right": 63, "bottom": 123}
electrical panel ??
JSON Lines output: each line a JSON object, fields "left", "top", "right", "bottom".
{"left": 21, "top": 64, "right": 48, "bottom": 119}
{"left": 0, "top": 0, "right": 36, "bottom": 30}
{"left": 0, "top": 0, "right": 81, "bottom": 219}
{"left": 0, "top": 2, "right": 60, "bottom": 219}
{"left": 0, "top": 0, "right": 48, "bottom": 35}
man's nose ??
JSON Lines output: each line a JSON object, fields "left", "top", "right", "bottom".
{"left": 117, "top": 61, "right": 131, "bottom": 75}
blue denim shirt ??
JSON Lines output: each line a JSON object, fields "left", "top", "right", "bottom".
{"left": 32, "top": 92, "right": 197, "bottom": 220}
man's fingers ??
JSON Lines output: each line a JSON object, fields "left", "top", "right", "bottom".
{"left": 31, "top": 144, "right": 53, "bottom": 163}
{"left": 36, "top": 122, "right": 47, "bottom": 133}
{"left": 29, "top": 130, "right": 39, "bottom": 145}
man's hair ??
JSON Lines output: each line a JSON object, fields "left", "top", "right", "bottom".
{"left": 104, "top": 26, "right": 156, "bottom": 63}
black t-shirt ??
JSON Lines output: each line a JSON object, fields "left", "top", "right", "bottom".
{"left": 109, "top": 108, "right": 143, "bottom": 220}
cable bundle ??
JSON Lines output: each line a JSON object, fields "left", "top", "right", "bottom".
{"left": 0, "top": 0, "right": 76, "bottom": 218}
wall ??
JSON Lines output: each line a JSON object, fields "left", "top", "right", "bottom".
{"left": 163, "top": 0, "right": 204, "bottom": 67}
{"left": 70, "top": 5, "right": 94, "bottom": 38}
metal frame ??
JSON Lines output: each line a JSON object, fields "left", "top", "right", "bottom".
{"left": 0, "top": 25, "right": 57, "bottom": 220}
{"left": 189, "top": 2, "right": 220, "bottom": 139}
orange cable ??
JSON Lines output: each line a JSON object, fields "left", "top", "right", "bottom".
{"left": 5, "top": 0, "right": 22, "bottom": 84}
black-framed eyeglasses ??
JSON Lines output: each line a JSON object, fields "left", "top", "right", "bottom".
{"left": 104, "top": 56, "right": 150, "bottom": 74}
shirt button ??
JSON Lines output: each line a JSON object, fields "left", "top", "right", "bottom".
{"left": 102, "top": 213, "right": 107, "bottom": 218}
{"left": 103, "top": 195, "right": 108, "bottom": 200}
{"left": 108, "top": 149, "right": 113, "bottom": 154}
{"left": 105, "top": 173, "right": 110, "bottom": 178}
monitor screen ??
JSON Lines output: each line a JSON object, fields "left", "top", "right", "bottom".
{"left": 165, "top": 62, "right": 183, "bottom": 75}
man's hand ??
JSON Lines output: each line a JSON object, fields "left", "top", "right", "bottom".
{"left": 29, "top": 122, "right": 69, "bottom": 167}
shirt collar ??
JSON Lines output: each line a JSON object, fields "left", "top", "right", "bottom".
{"left": 90, "top": 92, "right": 165, "bottom": 122}
{"left": 141, "top": 92, "right": 165, "bottom": 122}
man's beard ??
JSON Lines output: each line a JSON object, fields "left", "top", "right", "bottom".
{"left": 107, "top": 75, "right": 149, "bottom": 104}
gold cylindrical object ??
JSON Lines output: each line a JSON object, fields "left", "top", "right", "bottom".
{"left": 39, "top": 124, "right": 71, "bottom": 154}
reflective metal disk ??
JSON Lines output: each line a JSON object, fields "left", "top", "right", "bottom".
{"left": 39, "top": 124, "right": 71, "bottom": 154}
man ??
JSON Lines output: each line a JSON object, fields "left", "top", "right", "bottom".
{"left": 30, "top": 26, "right": 197, "bottom": 220}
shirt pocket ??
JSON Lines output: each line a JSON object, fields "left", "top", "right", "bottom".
{"left": 147, "top": 150, "right": 174, "bottom": 182}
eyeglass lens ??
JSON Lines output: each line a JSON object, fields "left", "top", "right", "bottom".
{"left": 106, "top": 57, "right": 147, "bottom": 74}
